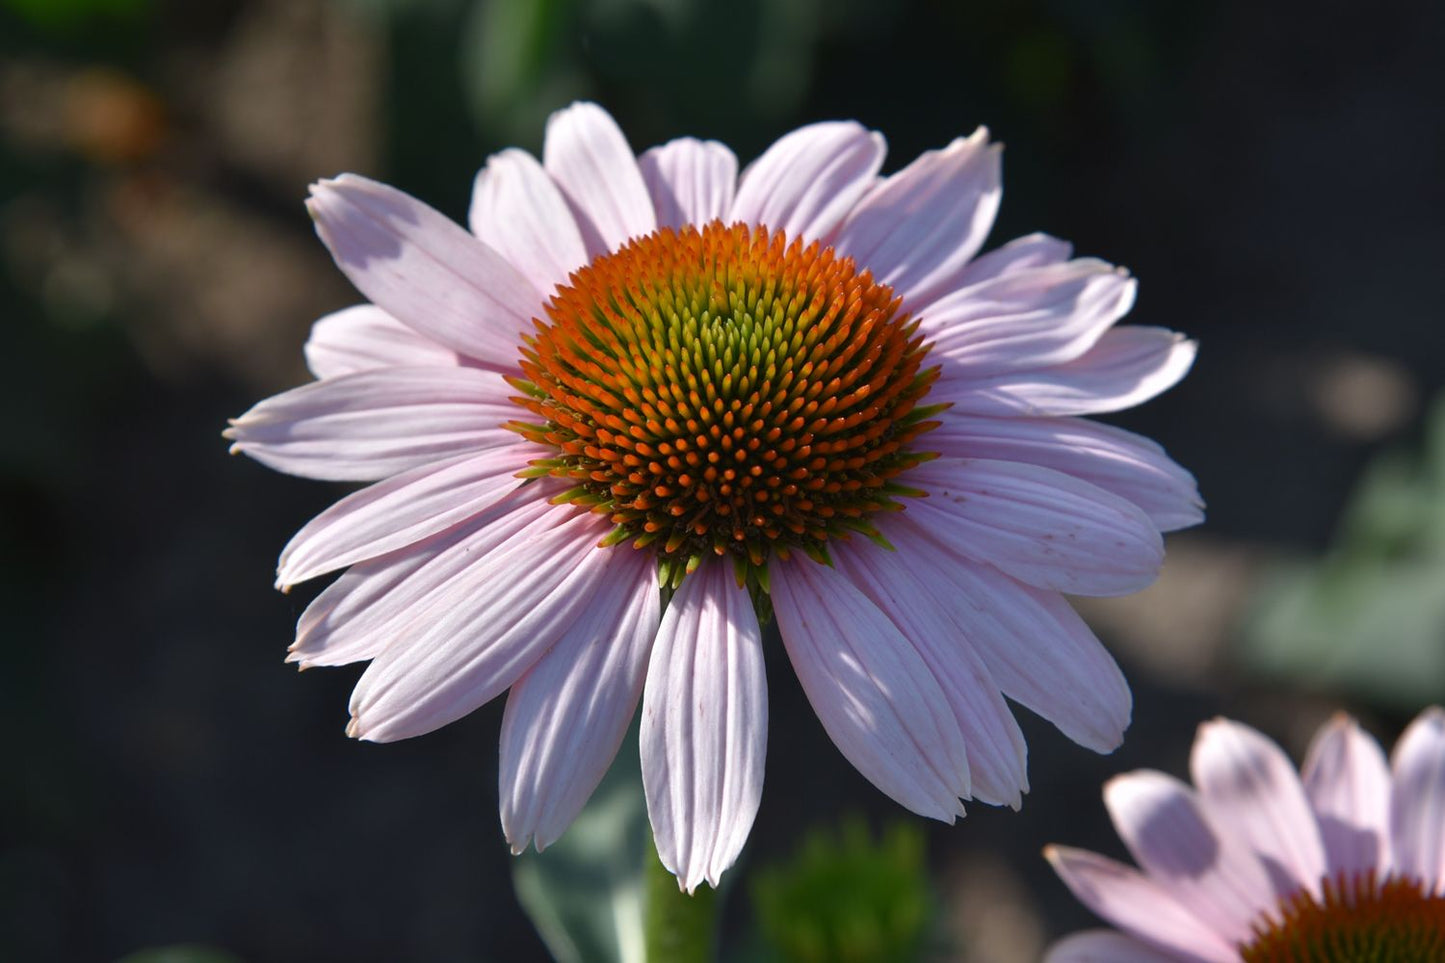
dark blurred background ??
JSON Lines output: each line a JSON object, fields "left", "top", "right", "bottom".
{"left": 4, "top": 0, "right": 1444, "bottom": 960}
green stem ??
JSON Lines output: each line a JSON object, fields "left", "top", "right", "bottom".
{"left": 644, "top": 834, "right": 718, "bottom": 963}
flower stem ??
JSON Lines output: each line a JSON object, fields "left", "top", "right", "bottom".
{"left": 644, "top": 835, "right": 718, "bottom": 963}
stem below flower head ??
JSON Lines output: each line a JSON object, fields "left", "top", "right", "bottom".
{"left": 644, "top": 835, "right": 718, "bottom": 963}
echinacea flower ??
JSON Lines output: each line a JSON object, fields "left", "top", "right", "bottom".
{"left": 227, "top": 102, "right": 1200, "bottom": 892}
{"left": 1045, "top": 707, "right": 1445, "bottom": 961}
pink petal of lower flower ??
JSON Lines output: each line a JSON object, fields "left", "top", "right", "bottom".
{"left": 307, "top": 174, "right": 542, "bottom": 369}
{"left": 638, "top": 137, "right": 738, "bottom": 230}
{"left": 543, "top": 102, "right": 656, "bottom": 257}
{"left": 952, "top": 232, "right": 1073, "bottom": 287}
{"left": 832, "top": 129, "right": 1000, "bottom": 309}
{"left": 1046, "top": 929, "right": 1196, "bottom": 963}
{"left": 832, "top": 535, "right": 1030, "bottom": 808}
{"left": 905, "top": 458, "right": 1164, "bottom": 597}
{"left": 1105, "top": 770, "right": 1279, "bottom": 944}
{"left": 225, "top": 366, "right": 521, "bottom": 481}
{"left": 930, "top": 414, "right": 1203, "bottom": 532}
{"left": 1389, "top": 706, "right": 1445, "bottom": 894}
{"left": 642, "top": 560, "right": 767, "bottom": 893}
{"left": 500, "top": 548, "right": 660, "bottom": 853}
{"left": 468, "top": 147, "right": 588, "bottom": 296}
{"left": 346, "top": 507, "right": 616, "bottom": 742}
{"left": 304, "top": 305, "right": 463, "bottom": 379}
{"left": 729, "top": 120, "right": 885, "bottom": 244}
{"left": 886, "top": 514, "right": 1131, "bottom": 753}
{"left": 1044, "top": 846, "right": 1236, "bottom": 963}
{"left": 944, "top": 326, "right": 1197, "bottom": 417}
{"left": 276, "top": 442, "right": 544, "bottom": 587}
{"left": 1190, "top": 718, "right": 1328, "bottom": 898}
{"left": 771, "top": 555, "right": 969, "bottom": 820}
{"left": 1301, "top": 713, "right": 1392, "bottom": 879}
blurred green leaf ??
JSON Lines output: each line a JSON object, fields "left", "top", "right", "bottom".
{"left": 114, "top": 947, "right": 243, "bottom": 963}
{"left": 512, "top": 721, "right": 649, "bottom": 963}
{"left": 1, "top": 0, "right": 148, "bottom": 29}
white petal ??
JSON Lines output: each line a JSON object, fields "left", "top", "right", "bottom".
{"left": 225, "top": 366, "right": 521, "bottom": 481}
{"left": 1190, "top": 718, "right": 1328, "bottom": 898}
{"left": 468, "top": 148, "right": 588, "bottom": 295}
{"left": 304, "top": 305, "right": 462, "bottom": 379}
{"left": 929, "top": 414, "right": 1203, "bottom": 532}
{"left": 347, "top": 506, "right": 617, "bottom": 742}
{"left": 952, "top": 232, "right": 1074, "bottom": 287}
{"left": 770, "top": 555, "right": 968, "bottom": 819}
{"left": 543, "top": 102, "right": 656, "bottom": 256}
{"left": 500, "top": 549, "right": 660, "bottom": 852}
{"left": 638, "top": 138, "right": 738, "bottom": 230}
{"left": 921, "top": 260, "right": 1136, "bottom": 375}
{"left": 276, "top": 443, "right": 543, "bottom": 587}
{"left": 1105, "top": 770, "right": 1278, "bottom": 944}
{"left": 944, "top": 326, "right": 1197, "bottom": 417}
{"left": 307, "top": 175, "right": 542, "bottom": 368}
{"left": 1044, "top": 846, "right": 1236, "bottom": 963}
{"left": 904, "top": 458, "right": 1164, "bottom": 597}
{"left": 729, "top": 121, "right": 885, "bottom": 244}
{"left": 642, "top": 560, "right": 766, "bottom": 893}
{"left": 884, "top": 514, "right": 1131, "bottom": 753}
{"left": 1045, "top": 929, "right": 1197, "bottom": 963}
{"left": 1301, "top": 713, "right": 1392, "bottom": 879}
{"left": 831, "top": 535, "right": 1030, "bottom": 808}
{"left": 289, "top": 489, "right": 557, "bottom": 669}
{"left": 1390, "top": 706, "right": 1445, "bottom": 893}
{"left": 833, "top": 129, "right": 1001, "bottom": 308}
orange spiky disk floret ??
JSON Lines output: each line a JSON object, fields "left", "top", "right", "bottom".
{"left": 507, "top": 220, "right": 943, "bottom": 589}
{"left": 1241, "top": 870, "right": 1445, "bottom": 963}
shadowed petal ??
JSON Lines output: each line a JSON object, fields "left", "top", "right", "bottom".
{"left": 307, "top": 174, "right": 541, "bottom": 369}
{"left": 730, "top": 120, "right": 885, "bottom": 244}
{"left": 305, "top": 305, "right": 462, "bottom": 379}
{"left": 1046, "top": 929, "right": 1197, "bottom": 963}
{"left": 543, "top": 102, "right": 656, "bottom": 257}
{"left": 469, "top": 147, "right": 588, "bottom": 295}
{"left": 1301, "top": 713, "right": 1392, "bottom": 878}
{"left": 642, "top": 560, "right": 767, "bottom": 893}
{"left": 834, "top": 129, "right": 1000, "bottom": 309}
{"left": 1390, "top": 706, "right": 1445, "bottom": 894}
{"left": 500, "top": 548, "right": 660, "bottom": 853}
{"left": 1044, "top": 846, "right": 1236, "bottom": 963}
{"left": 905, "top": 458, "right": 1164, "bottom": 597}
{"left": 225, "top": 366, "right": 521, "bottom": 481}
{"left": 638, "top": 138, "right": 738, "bottom": 230}
{"left": 771, "top": 555, "right": 969, "bottom": 819}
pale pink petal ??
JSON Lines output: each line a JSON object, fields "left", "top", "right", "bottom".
{"left": 1301, "top": 713, "right": 1392, "bottom": 878}
{"left": 1389, "top": 706, "right": 1445, "bottom": 893}
{"left": 304, "top": 305, "right": 462, "bottom": 379}
{"left": 831, "top": 535, "right": 1029, "bottom": 808}
{"left": 1190, "top": 718, "right": 1328, "bottom": 898}
{"left": 1044, "top": 846, "right": 1237, "bottom": 963}
{"left": 952, "top": 232, "right": 1073, "bottom": 287}
{"left": 904, "top": 458, "right": 1164, "bottom": 597}
{"left": 833, "top": 129, "right": 1001, "bottom": 308}
{"left": 500, "top": 548, "right": 661, "bottom": 853}
{"left": 275, "top": 442, "right": 545, "bottom": 587}
{"left": 288, "top": 489, "right": 557, "bottom": 669}
{"left": 944, "top": 327, "right": 1197, "bottom": 417}
{"left": 1046, "top": 930, "right": 1195, "bottom": 963}
{"left": 770, "top": 555, "right": 969, "bottom": 820}
{"left": 729, "top": 121, "right": 885, "bottom": 244}
{"left": 307, "top": 175, "right": 542, "bottom": 369}
{"left": 468, "top": 148, "right": 588, "bottom": 295}
{"left": 921, "top": 261, "right": 1136, "bottom": 375}
{"left": 929, "top": 414, "right": 1203, "bottom": 532}
{"left": 885, "top": 514, "right": 1131, "bottom": 753}
{"left": 542, "top": 102, "right": 656, "bottom": 256}
{"left": 1105, "top": 771, "right": 1279, "bottom": 944}
{"left": 642, "top": 560, "right": 767, "bottom": 893}
{"left": 347, "top": 506, "right": 617, "bottom": 742}
{"left": 225, "top": 367, "right": 521, "bottom": 481}
{"left": 638, "top": 138, "right": 738, "bottom": 230}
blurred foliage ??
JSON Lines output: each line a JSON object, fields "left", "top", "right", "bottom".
{"left": 114, "top": 947, "right": 244, "bottom": 963}
{"left": 1, "top": 0, "right": 148, "bottom": 31}
{"left": 1241, "top": 394, "right": 1445, "bottom": 707}
{"left": 749, "top": 818, "right": 933, "bottom": 963}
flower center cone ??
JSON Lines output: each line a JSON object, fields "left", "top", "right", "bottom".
{"left": 1241, "top": 871, "right": 1445, "bottom": 963}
